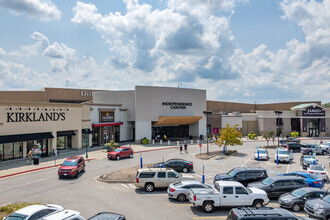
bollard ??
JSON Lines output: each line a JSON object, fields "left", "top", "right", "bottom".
{"left": 177, "top": 141, "right": 179, "bottom": 146}
{"left": 191, "top": 140, "right": 193, "bottom": 145}
{"left": 152, "top": 139, "right": 155, "bottom": 144}
{"left": 257, "top": 145, "right": 260, "bottom": 162}
{"left": 197, "top": 140, "right": 200, "bottom": 145}
{"left": 162, "top": 157, "right": 165, "bottom": 168}
{"left": 223, "top": 145, "right": 225, "bottom": 156}
{"left": 276, "top": 149, "right": 279, "bottom": 165}
{"left": 168, "top": 140, "right": 170, "bottom": 145}
{"left": 140, "top": 153, "right": 143, "bottom": 168}
{"left": 160, "top": 140, "right": 162, "bottom": 145}
{"left": 314, "top": 159, "right": 316, "bottom": 165}
{"left": 202, "top": 165, "right": 205, "bottom": 183}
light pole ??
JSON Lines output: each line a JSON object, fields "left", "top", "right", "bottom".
{"left": 85, "top": 128, "right": 89, "bottom": 159}
{"left": 274, "top": 111, "right": 283, "bottom": 148}
{"left": 203, "top": 111, "right": 212, "bottom": 155}
{"left": 129, "top": 124, "right": 132, "bottom": 148}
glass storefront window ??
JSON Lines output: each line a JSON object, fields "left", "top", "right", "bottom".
{"left": 14, "top": 142, "right": 23, "bottom": 159}
{"left": 82, "top": 134, "right": 89, "bottom": 148}
{"left": 4, "top": 143, "right": 13, "bottom": 160}
{"left": 57, "top": 136, "right": 72, "bottom": 150}
{"left": 0, "top": 144, "right": 3, "bottom": 161}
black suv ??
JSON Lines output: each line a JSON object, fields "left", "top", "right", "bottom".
{"left": 284, "top": 143, "right": 304, "bottom": 152}
{"left": 227, "top": 207, "right": 310, "bottom": 219}
{"left": 213, "top": 167, "right": 268, "bottom": 186}
{"left": 248, "top": 176, "right": 309, "bottom": 198}
{"left": 87, "top": 212, "right": 126, "bottom": 220}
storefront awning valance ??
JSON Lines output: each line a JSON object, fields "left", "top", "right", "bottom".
{"left": 57, "top": 130, "right": 76, "bottom": 137}
{"left": 152, "top": 116, "right": 203, "bottom": 126}
{"left": 0, "top": 132, "right": 54, "bottom": 144}
{"left": 92, "top": 122, "right": 124, "bottom": 127}
{"left": 82, "top": 128, "right": 93, "bottom": 134}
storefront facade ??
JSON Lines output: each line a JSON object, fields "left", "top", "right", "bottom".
{"left": 0, "top": 101, "right": 92, "bottom": 160}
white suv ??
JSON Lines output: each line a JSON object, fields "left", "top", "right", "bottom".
{"left": 274, "top": 148, "right": 294, "bottom": 163}
{"left": 135, "top": 168, "right": 194, "bottom": 192}
{"left": 4, "top": 204, "right": 64, "bottom": 220}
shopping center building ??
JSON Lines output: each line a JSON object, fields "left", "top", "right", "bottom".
{"left": 0, "top": 86, "right": 328, "bottom": 161}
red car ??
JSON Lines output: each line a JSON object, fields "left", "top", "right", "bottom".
{"left": 58, "top": 156, "right": 85, "bottom": 178}
{"left": 107, "top": 147, "right": 134, "bottom": 160}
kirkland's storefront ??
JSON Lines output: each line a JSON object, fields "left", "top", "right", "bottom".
{"left": 0, "top": 102, "right": 92, "bottom": 161}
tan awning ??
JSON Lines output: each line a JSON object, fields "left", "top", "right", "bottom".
{"left": 152, "top": 116, "right": 203, "bottom": 126}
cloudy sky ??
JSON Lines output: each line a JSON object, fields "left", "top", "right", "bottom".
{"left": 0, "top": 0, "right": 329, "bottom": 103}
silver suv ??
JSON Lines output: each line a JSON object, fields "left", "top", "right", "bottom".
{"left": 135, "top": 168, "right": 194, "bottom": 192}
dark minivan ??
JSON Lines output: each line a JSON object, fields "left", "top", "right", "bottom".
{"left": 248, "top": 176, "right": 309, "bottom": 198}
{"left": 213, "top": 167, "right": 268, "bottom": 186}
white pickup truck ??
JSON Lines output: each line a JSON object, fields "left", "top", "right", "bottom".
{"left": 189, "top": 181, "right": 269, "bottom": 213}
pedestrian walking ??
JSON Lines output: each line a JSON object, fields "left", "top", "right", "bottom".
{"left": 320, "top": 140, "right": 323, "bottom": 145}
{"left": 180, "top": 145, "right": 183, "bottom": 154}
{"left": 184, "top": 142, "right": 188, "bottom": 154}
{"left": 27, "top": 150, "right": 32, "bottom": 165}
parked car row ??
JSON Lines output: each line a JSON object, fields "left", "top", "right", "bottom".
{"left": 3, "top": 204, "right": 126, "bottom": 220}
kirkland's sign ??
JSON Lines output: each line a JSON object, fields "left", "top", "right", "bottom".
{"left": 162, "top": 102, "right": 192, "bottom": 109}
{"left": 302, "top": 106, "right": 325, "bottom": 117}
{"left": 6, "top": 112, "right": 66, "bottom": 122}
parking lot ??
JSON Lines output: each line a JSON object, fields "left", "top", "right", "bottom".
{"left": 103, "top": 139, "right": 329, "bottom": 219}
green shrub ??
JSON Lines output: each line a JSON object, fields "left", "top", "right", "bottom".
{"left": 105, "top": 141, "right": 118, "bottom": 151}
{"left": 248, "top": 133, "right": 256, "bottom": 139}
{"left": 141, "top": 138, "right": 149, "bottom": 145}
{"left": 291, "top": 132, "right": 299, "bottom": 138}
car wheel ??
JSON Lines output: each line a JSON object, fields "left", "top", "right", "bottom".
{"left": 292, "top": 203, "right": 300, "bottom": 212}
{"left": 323, "top": 151, "right": 327, "bottom": 155}
{"left": 183, "top": 168, "right": 188, "bottom": 173}
{"left": 116, "top": 155, "right": 121, "bottom": 160}
{"left": 253, "top": 200, "right": 263, "bottom": 208}
{"left": 177, "top": 194, "right": 186, "bottom": 202}
{"left": 145, "top": 183, "right": 154, "bottom": 192}
{"left": 129, "top": 153, "right": 133, "bottom": 158}
{"left": 202, "top": 202, "right": 214, "bottom": 213}
{"left": 309, "top": 151, "right": 313, "bottom": 155}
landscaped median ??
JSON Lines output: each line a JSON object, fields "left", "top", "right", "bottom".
{"left": 97, "top": 164, "right": 153, "bottom": 183}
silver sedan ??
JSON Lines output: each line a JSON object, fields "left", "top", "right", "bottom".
{"left": 167, "top": 180, "right": 212, "bottom": 202}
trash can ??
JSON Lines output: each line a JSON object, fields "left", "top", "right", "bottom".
{"left": 33, "top": 157, "right": 39, "bottom": 165}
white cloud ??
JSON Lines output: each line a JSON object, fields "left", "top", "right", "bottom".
{"left": 9, "top": 32, "right": 49, "bottom": 57}
{"left": 0, "top": 0, "right": 61, "bottom": 21}
{"left": 0, "top": 47, "right": 6, "bottom": 57}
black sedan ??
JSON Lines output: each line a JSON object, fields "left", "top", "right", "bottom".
{"left": 283, "top": 143, "right": 304, "bottom": 152}
{"left": 153, "top": 159, "right": 193, "bottom": 173}
{"left": 278, "top": 187, "right": 326, "bottom": 212}
{"left": 282, "top": 137, "right": 300, "bottom": 144}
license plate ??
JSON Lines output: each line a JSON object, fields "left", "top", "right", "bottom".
{"left": 64, "top": 173, "right": 67, "bottom": 176}
{"left": 315, "top": 173, "right": 319, "bottom": 175}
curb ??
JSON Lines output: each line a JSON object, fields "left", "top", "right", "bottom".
{"left": 0, "top": 158, "right": 96, "bottom": 179}
{"left": 135, "top": 146, "right": 178, "bottom": 153}
{"left": 97, "top": 177, "right": 134, "bottom": 184}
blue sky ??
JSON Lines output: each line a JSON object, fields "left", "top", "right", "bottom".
{"left": 0, "top": 0, "right": 329, "bottom": 104}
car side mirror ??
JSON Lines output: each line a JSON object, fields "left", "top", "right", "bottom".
{"left": 270, "top": 184, "right": 274, "bottom": 188}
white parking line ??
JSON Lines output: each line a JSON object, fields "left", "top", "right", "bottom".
{"left": 241, "top": 155, "right": 254, "bottom": 167}
{"left": 264, "top": 159, "right": 271, "bottom": 168}
{"left": 0, "top": 177, "right": 50, "bottom": 192}
{"left": 193, "top": 174, "right": 202, "bottom": 177}
{"left": 128, "top": 184, "right": 137, "bottom": 188}
{"left": 286, "top": 163, "right": 290, "bottom": 173}
{"left": 121, "top": 184, "right": 129, "bottom": 188}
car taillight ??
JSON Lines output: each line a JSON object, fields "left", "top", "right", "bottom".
{"left": 313, "top": 181, "right": 319, "bottom": 184}
{"left": 321, "top": 173, "right": 326, "bottom": 175}
{"left": 305, "top": 149, "right": 308, "bottom": 151}
{"left": 170, "top": 187, "right": 175, "bottom": 192}
{"left": 309, "top": 171, "right": 314, "bottom": 174}
{"left": 194, "top": 195, "right": 196, "bottom": 201}
{"left": 136, "top": 178, "right": 139, "bottom": 183}
{"left": 189, "top": 163, "right": 193, "bottom": 166}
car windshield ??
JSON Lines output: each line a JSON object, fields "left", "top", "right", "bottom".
{"left": 278, "top": 150, "right": 289, "bottom": 155}
{"left": 261, "top": 178, "right": 274, "bottom": 185}
{"left": 304, "top": 157, "right": 315, "bottom": 162}
{"left": 6, "top": 213, "right": 28, "bottom": 220}
{"left": 62, "top": 160, "right": 78, "bottom": 166}
{"left": 322, "top": 195, "right": 330, "bottom": 203}
{"left": 291, "top": 188, "right": 307, "bottom": 198}
{"left": 114, "top": 148, "right": 122, "bottom": 152}
{"left": 174, "top": 170, "right": 182, "bottom": 177}
{"left": 258, "top": 149, "right": 266, "bottom": 153}
{"left": 310, "top": 165, "right": 324, "bottom": 171}
{"left": 245, "top": 187, "right": 252, "bottom": 193}
{"left": 227, "top": 169, "right": 237, "bottom": 177}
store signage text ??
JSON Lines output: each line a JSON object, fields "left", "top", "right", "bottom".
{"left": 81, "top": 90, "right": 92, "bottom": 97}
{"left": 302, "top": 106, "right": 325, "bottom": 117}
{"left": 6, "top": 112, "right": 66, "bottom": 122}
{"left": 101, "top": 112, "right": 114, "bottom": 122}
{"left": 162, "top": 102, "right": 192, "bottom": 109}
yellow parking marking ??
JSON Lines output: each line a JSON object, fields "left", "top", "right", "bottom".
{"left": 192, "top": 217, "right": 226, "bottom": 219}
{"left": 166, "top": 204, "right": 192, "bottom": 206}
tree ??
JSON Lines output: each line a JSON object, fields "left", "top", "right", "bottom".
{"left": 262, "top": 130, "right": 274, "bottom": 147}
{"left": 215, "top": 124, "right": 243, "bottom": 152}
{"left": 322, "top": 102, "right": 330, "bottom": 108}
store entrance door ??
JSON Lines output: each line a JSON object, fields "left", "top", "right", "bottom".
{"left": 308, "top": 128, "right": 319, "bottom": 137}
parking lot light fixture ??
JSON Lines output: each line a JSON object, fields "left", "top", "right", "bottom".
{"left": 203, "top": 111, "right": 212, "bottom": 155}
{"left": 274, "top": 111, "right": 283, "bottom": 148}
